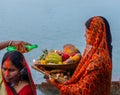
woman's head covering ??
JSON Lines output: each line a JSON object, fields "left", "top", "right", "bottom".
{"left": 55, "top": 16, "right": 112, "bottom": 95}
{"left": 1, "top": 51, "right": 36, "bottom": 95}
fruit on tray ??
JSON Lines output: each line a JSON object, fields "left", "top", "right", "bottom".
{"left": 38, "top": 44, "right": 82, "bottom": 65}
{"left": 45, "top": 52, "right": 62, "bottom": 64}
{"left": 39, "top": 49, "right": 62, "bottom": 64}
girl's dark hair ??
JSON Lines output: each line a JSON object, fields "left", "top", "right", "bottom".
{"left": 1, "top": 51, "right": 29, "bottom": 81}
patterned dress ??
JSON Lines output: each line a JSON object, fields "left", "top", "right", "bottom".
{"left": 50, "top": 16, "right": 112, "bottom": 95}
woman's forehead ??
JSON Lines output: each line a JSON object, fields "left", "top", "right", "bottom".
{"left": 3, "top": 60, "right": 15, "bottom": 68}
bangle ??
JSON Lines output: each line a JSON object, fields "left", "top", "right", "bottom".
{"left": 8, "top": 41, "right": 13, "bottom": 46}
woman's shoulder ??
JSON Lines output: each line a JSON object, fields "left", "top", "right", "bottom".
{"left": 20, "top": 81, "right": 29, "bottom": 87}
{"left": 18, "top": 82, "right": 33, "bottom": 95}
{"left": 21, "top": 83, "right": 31, "bottom": 90}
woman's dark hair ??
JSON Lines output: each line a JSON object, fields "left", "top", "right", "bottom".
{"left": 1, "top": 51, "right": 29, "bottom": 81}
{"left": 100, "top": 16, "right": 112, "bottom": 59}
{"left": 85, "top": 17, "right": 93, "bottom": 29}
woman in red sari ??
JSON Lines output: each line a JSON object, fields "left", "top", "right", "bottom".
{"left": 1, "top": 51, "right": 36, "bottom": 95}
{"left": 49, "top": 16, "right": 112, "bottom": 95}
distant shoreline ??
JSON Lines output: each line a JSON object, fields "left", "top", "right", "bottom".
{"left": 35, "top": 81, "right": 120, "bottom": 95}
{"left": 111, "top": 81, "right": 120, "bottom": 95}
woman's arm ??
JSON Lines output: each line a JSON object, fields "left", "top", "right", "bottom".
{"left": 0, "top": 41, "right": 31, "bottom": 52}
{"left": 0, "top": 41, "right": 10, "bottom": 50}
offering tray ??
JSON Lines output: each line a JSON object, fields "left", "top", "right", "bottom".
{"left": 33, "top": 60, "right": 78, "bottom": 71}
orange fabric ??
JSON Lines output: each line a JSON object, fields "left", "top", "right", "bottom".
{"left": 51, "top": 16, "right": 112, "bottom": 95}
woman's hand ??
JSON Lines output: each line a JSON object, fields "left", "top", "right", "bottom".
{"left": 11, "top": 41, "right": 32, "bottom": 53}
{"left": 46, "top": 78, "right": 58, "bottom": 87}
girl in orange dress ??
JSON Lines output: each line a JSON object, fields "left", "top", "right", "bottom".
{"left": 49, "top": 16, "right": 112, "bottom": 95}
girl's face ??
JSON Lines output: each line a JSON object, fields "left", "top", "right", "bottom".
{"left": 2, "top": 60, "right": 20, "bottom": 83}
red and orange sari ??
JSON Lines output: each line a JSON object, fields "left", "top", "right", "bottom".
{"left": 50, "top": 16, "right": 112, "bottom": 95}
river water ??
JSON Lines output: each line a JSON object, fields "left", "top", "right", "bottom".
{"left": 0, "top": 0, "right": 120, "bottom": 94}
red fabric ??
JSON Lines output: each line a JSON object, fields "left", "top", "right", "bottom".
{"left": 18, "top": 85, "right": 33, "bottom": 95}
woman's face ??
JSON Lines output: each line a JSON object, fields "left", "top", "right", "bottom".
{"left": 84, "top": 26, "right": 97, "bottom": 45}
{"left": 85, "top": 28, "right": 92, "bottom": 45}
{"left": 2, "top": 60, "right": 19, "bottom": 83}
